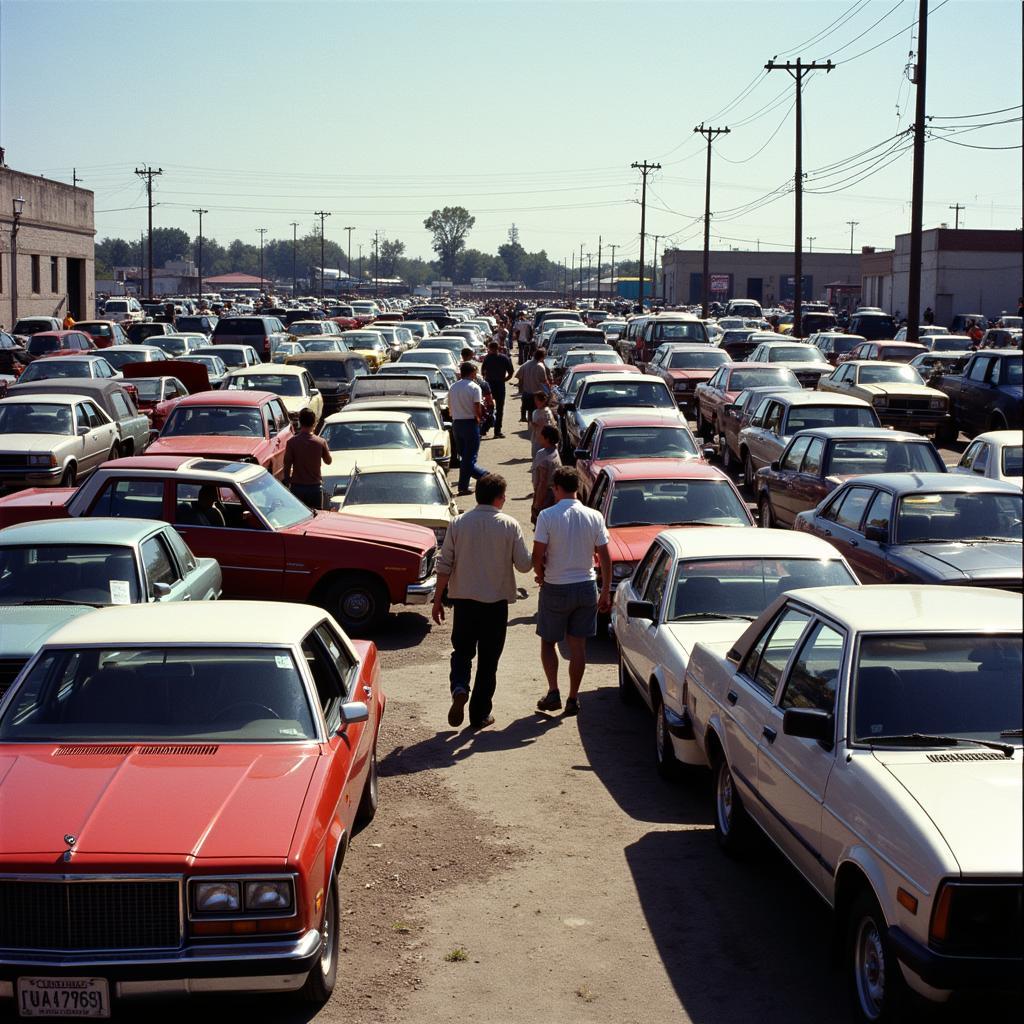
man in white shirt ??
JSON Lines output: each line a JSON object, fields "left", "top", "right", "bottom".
{"left": 532, "top": 465, "right": 611, "bottom": 716}
{"left": 448, "top": 361, "right": 487, "bottom": 496}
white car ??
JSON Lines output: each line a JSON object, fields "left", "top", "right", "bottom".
{"left": 344, "top": 396, "right": 451, "bottom": 468}
{"left": 612, "top": 528, "right": 856, "bottom": 775}
{"left": 952, "top": 429, "right": 1022, "bottom": 486}
{"left": 225, "top": 363, "right": 323, "bottom": 423}
{"left": 685, "top": 585, "right": 1022, "bottom": 1022}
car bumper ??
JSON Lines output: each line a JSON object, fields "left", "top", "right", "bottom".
{"left": 877, "top": 411, "right": 949, "bottom": 433}
{"left": 888, "top": 928, "right": 1023, "bottom": 991}
{"left": 405, "top": 574, "right": 437, "bottom": 604}
{"left": 0, "top": 929, "right": 320, "bottom": 994}
{"left": 0, "top": 466, "right": 63, "bottom": 489}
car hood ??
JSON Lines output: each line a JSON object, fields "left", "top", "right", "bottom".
{"left": 666, "top": 369, "right": 715, "bottom": 382}
{"left": 895, "top": 542, "right": 1024, "bottom": 581}
{"left": 0, "top": 744, "right": 318, "bottom": 858}
{"left": 0, "top": 434, "right": 71, "bottom": 454}
{"left": 327, "top": 450, "right": 427, "bottom": 475}
{"left": 0, "top": 605, "right": 97, "bottom": 659}
{"left": 660, "top": 620, "right": 748, "bottom": 659}
{"left": 291, "top": 508, "right": 434, "bottom": 552}
{"left": 607, "top": 525, "right": 671, "bottom": 563}
{"left": 148, "top": 435, "right": 264, "bottom": 457}
{"left": 874, "top": 751, "right": 1023, "bottom": 874}
{"left": 858, "top": 382, "right": 945, "bottom": 398}
{"left": 337, "top": 503, "right": 451, "bottom": 527}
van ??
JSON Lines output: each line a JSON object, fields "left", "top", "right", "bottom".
{"left": 102, "top": 297, "right": 144, "bottom": 324}
{"left": 725, "top": 298, "right": 763, "bottom": 320}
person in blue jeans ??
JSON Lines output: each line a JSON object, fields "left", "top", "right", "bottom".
{"left": 448, "top": 361, "right": 488, "bottom": 495}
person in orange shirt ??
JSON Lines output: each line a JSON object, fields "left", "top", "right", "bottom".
{"left": 62, "top": 312, "right": 75, "bottom": 329}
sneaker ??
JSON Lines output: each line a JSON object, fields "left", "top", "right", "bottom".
{"left": 471, "top": 715, "right": 495, "bottom": 729}
{"left": 448, "top": 690, "right": 469, "bottom": 727}
{"left": 536, "top": 689, "right": 562, "bottom": 712}
{"left": 563, "top": 697, "right": 580, "bottom": 717}
{"left": 494, "top": 431, "right": 505, "bottom": 438}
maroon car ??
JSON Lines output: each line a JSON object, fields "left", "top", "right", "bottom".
{"left": 644, "top": 343, "right": 731, "bottom": 418}
{"left": 20, "top": 330, "right": 97, "bottom": 363}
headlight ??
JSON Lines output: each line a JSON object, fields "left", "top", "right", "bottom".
{"left": 873, "top": 396, "right": 888, "bottom": 407}
{"left": 674, "top": 380, "right": 689, "bottom": 391}
{"left": 929, "top": 398, "right": 946, "bottom": 410}
{"left": 244, "top": 879, "right": 294, "bottom": 913}
{"left": 192, "top": 880, "right": 241, "bottom": 914}
{"left": 433, "top": 526, "right": 448, "bottom": 545}
{"left": 419, "top": 551, "right": 431, "bottom": 578}
{"left": 27, "top": 454, "right": 56, "bottom": 467}
{"left": 612, "top": 561, "right": 636, "bottom": 580}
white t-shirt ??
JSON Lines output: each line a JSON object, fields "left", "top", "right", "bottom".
{"left": 535, "top": 499, "right": 610, "bottom": 585}
{"left": 448, "top": 378, "right": 482, "bottom": 421}
{"left": 513, "top": 319, "right": 531, "bottom": 341}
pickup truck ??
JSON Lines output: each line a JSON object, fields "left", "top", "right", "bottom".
{"left": 684, "top": 584, "right": 1022, "bottom": 1023}
{"left": 933, "top": 348, "right": 1022, "bottom": 441}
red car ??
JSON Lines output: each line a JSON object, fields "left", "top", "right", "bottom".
{"left": 144, "top": 390, "right": 294, "bottom": 478}
{"left": 328, "top": 316, "right": 360, "bottom": 331}
{"left": 694, "top": 362, "right": 800, "bottom": 441}
{"left": 0, "top": 600, "right": 383, "bottom": 1008}
{"left": 123, "top": 359, "right": 211, "bottom": 430}
{"left": 837, "top": 340, "right": 927, "bottom": 365}
{"left": 72, "top": 319, "right": 131, "bottom": 348}
{"left": 21, "top": 330, "right": 97, "bottom": 363}
{"left": 572, "top": 410, "right": 707, "bottom": 500}
{"left": 0, "top": 457, "right": 437, "bottom": 634}
{"left": 584, "top": 460, "right": 755, "bottom": 595}
{"left": 644, "top": 343, "right": 732, "bottom": 417}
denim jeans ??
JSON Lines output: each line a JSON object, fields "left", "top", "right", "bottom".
{"left": 289, "top": 483, "right": 324, "bottom": 510}
{"left": 450, "top": 599, "right": 509, "bottom": 725}
{"left": 485, "top": 382, "right": 506, "bottom": 433}
{"left": 453, "top": 418, "right": 486, "bottom": 493}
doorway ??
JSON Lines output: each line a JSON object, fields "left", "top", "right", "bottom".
{"left": 67, "top": 258, "right": 84, "bottom": 318}
{"left": 746, "top": 277, "right": 763, "bottom": 303}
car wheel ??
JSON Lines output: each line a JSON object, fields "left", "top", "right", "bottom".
{"left": 300, "top": 872, "right": 340, "bottom": 1004}
{"left": 743, "top": 452, "right": 756, "bottom": 490}
{"left": 653, "top": 692, "right": 679, "bottom": 781}
{"left": 326, "top": 574, "right": 389, "bottom": 637}
{"left": 720, "top": 438, "right": 733, "bottom": 471}
{"left": 699, "top": 415, "right": 714, "bottom": 441}
{"left": 617, "top": 652, "right": 638, "bottom": 704}
{"left": 713, "top": 754, "right": 751, "bottom": 855}
{"left": 846, "top": 889, "right": 908, "bottom": 1023}
{"left": 60, "top": 463, "right": 77, "bottom": 488}
{"left": 354, "top": 744, "right": 379, "bottom": 829}
{"left": 759, "top": 497, "right": 776, "bottom": 529}
{"left": 107, "top": 445, "right": 119, "bottom": 463}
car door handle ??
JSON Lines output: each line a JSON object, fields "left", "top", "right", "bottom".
{"left": 821, "top": 528, "right": 832, "bottom": 536}
{"left": 849, "top": 539, "right": 859, "bottom": 547}
{"left": 726, "top": 690, "right": 738, "bottom": 705}
{"left": 762, "top": 726, "right": 777, "bottom": 744}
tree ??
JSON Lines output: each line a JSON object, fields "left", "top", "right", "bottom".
{"left": 378, "top": 239, "right": 405, "bottom": 277}
{"left": 149, "top": 227, "right": 191, "bottom": 267}
{"left": 498, "top": 241, "right": 526, "bottom": 281}
{"left": 423, "top": 206, "right": 475, "bottom": 281}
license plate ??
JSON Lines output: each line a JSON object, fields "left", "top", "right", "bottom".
{"left": 17, "top": 977, "right": 110, "bottom": 1018}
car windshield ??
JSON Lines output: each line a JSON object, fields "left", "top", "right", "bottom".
{"left": 825, "top": 439, "right": 944, "bottom": 475}
{"left": 387, "top": 367, "right": 443, "bottom": 386}
{"left": 297, "top": 359, "right": 354, "bottom": 381}
{"left": 880, "top": 346, "right": 923, "bottom": 363}
{"left": 856, "top": 316, "right": 898, "bottom": 340}
{"left": 19, "top": 360, "right": 95, "bottom": 380}
{"left": 344, "top": 472, "right": 444, "bottom": 506}
{"left": 159, "top": 338, "right": 187, "bottom": 356}
{"left": 320, "top": 420, "right": 417, "bottom": 450}
{"left": 1003, "top": 357, "right": 1022, "bottom": 385}
{"left": 229, "top": 373, "right": 303, "bottom": 397}
{"left": 565, "top": 350, "right": 619, "bottom": 366}
{"left": 363, "top": 406, "right": 439, "bottom": 432}
{"left": 596, "top": 427, "right": 697, "bottom": 460}
{"left": 0, "top": 645, "right": 316, "bottom": 742}
{"left": 215, "top": 350, "right": 250, "bottom": 368}
{"left": 579, "top": 381, "right": 673, "bottom": 410}
{"left": 657, "top": 323, "right": 706, "bottom": 341}
{"left": 852, "top": 634, "right": 1021, "bottom": 744}
{"left": 302, "top": 340, "right": 343, "bottom": 352}
{"left": 1002, "top": 445, "right": 1023, "bottom": 479}
{"left": 0, "top": 403, "right": 73, "bottom": 435}
{"left": 858, "top": 365, "right": 922, "bottom": 385}
{"left": 769, "top": 346, "right": 818, "bottom": 362}
{"left": 79, "top": 323, "right": 112, "bottom": 337}
{"left": 162, "top": 406, "right": 264, "bottom": 437}
{"left": 289, "top": 323, "right": 327, "bottom": 336}
{"left": 729, "top": 368, "right": 799, "bottom": 389}
{"left": 668, "top": 350, "right": 728, "bottom": 369}
{"left": 241, "top": 471, "right": 313, "bottom": 529}
{"left": 0, "top": 544, "right": 141, "bottom": 606}
{"left": 897, "top": 491, "right": 1023, "bottom": 543}
{"left": 608, "top": 480, "right": 749, "bottom": 527}
{"left": 346, "top": 334, "right": 386, "bottom": 350}
{"left": 668, "top": 557, "right": 855, "bottom": 621}
{"left": 787, "top": 406, "right": 879, "bottom": 432}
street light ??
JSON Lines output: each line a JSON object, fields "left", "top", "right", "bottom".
{"left": 10, "top": 196, "right": 26, "bottom": 323}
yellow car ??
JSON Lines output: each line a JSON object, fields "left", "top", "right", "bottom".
{"left": 339, "top": 329, "right": 391, "bottom": 371}
{"left": 224, "top": 363, "right": 324, "bottom": 423}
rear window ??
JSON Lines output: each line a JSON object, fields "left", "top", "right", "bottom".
{"left": 215, "top": 319, "right": 266, "bottom": 337}
{"left": 104, "top": 301, "right": 128, "bottom": 313}
{"left": 26, "top": 335, "right": 60, "bottom": 355}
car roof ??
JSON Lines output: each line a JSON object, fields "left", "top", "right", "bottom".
{"left": 346, "top": 396, "right": 436, "bottom": 410}
{"left": 581, "top": 372, "right": 666, "bottom": 385}
{"left": 33, "top": 353, "right": 108, "bottom": 362}
{"left": 656, "top": 526, "right": 847, "bottom": 560}
{"left": 844, "top": 360, "right": 916, "bottom": 370}
{"left": 567, "top": 363, "right": 641, "bottom": 374}
{"left": 7, "top": 379, "right": 124, "bottom": 397}
{"left": 603, "top": 460, "right": 725, "bottom": 481}
{"left": 841, "top": 471, "right": 1021, "bottom": 493}
{"left": 42, "top": 601, "right": 329, "bottom": 648}
{"left": 323, "top": 409, "right": 413, "bottom": 424}
{"left": 286, "top": 352, "right": 363, "bottom": 363}
{"left": 657, "top": 342, "right": 722, "bottom": 351}
{"left": 352, "top": 462, "right": 436, "bottom": 475}
{"left": 173, "top": 390, "right": 274, "bottom": 407}
{"left": 0, "top": 392, "right": 91, "bottom": 406}
{"left": 590, "top": 410, "right": 689, "bottom": 427}
{"left": 0, "top": 517, "right": 165, "bottom": 546}
{"left": 783, "top": 584, "right": 1021, "bottom": 632}
{"left": 771, "top": 391, "right": 871, "bottom": 407}
{"left": 228, "top": 363, "right": 306, "bottom": 376}
{"left": 101, "top": 455, "right": 266, "bottom": 480}
{"left": 973, "top": 430, "right": 1023, "bottom": 444}
{"left": 866, "top": 341, "right": 927, "bottom": 349}
{"left": 791, "top": 426, "right": 932, "bottom": 441}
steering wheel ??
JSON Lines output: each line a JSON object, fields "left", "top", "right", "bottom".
{"left": 212, "top": 701, "right": 281, "bottom": 722}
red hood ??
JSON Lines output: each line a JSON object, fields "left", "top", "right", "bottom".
{"left": 606, "top": 525, "right": 667, "bottom": 563}
{"left": 0, "top": 488, "right": 74, "bottom": 527}
{"left": 147, "top": 435, "right": 265, "bottom": 459}
{"left": 667, "top": 368, "right": 716, "bottom": 382}
{"left": 292, "top": 510, "right": 435, "bottom": 552}
{"left": 0, "top": 744, "right": 318, "bottom": 859}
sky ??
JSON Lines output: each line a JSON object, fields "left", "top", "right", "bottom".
{"left": 1, "top": 0, "right": 1021, "bottom": 268}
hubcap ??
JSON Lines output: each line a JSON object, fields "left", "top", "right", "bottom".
{"left": 855, "top": 916, "right": 886, "bottom": 1020}
{"left": 716, "top": 764, "right": 733, "bottom": 835}
{"left": 319, "top": 889, "right": 335, "bottom": 974}
{"left": 655, "top": 707, "right": 666, "bottom": 761}
{"left": 341, "top": 590, "right": 371, "bottom": 621}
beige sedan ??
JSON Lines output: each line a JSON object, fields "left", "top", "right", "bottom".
{"left": 224, "top": 363, "right": 324, "bottom": 423}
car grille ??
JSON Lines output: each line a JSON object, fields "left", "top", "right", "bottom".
{"left": 884, "top": 398, "right": 933, "bottom": 412}
{"left": 0, "top": 878, "right": 182, "bottom": 951}
{"left": 0, "top": 657, "right": 27, "bottom": 700}
{"left": 0, "top": 454, "right": 30, "bottom": 470}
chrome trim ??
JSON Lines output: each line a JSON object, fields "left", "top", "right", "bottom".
{"left": 405, "top": 575, "right": 436, "bottom": 604}
{"left": 117, "top": 973, "right": 307, "bottom": 996}
{"left": 187, "top": 873, "right": 297, "bottom": 922}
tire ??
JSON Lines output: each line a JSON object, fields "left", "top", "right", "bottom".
{"left": 712, "top": 754, "right": 752, "bottom": 855}
{"left": 743, "top": 452, "right": 756, "bottom": 490}
{"left": 60, "top": 463, "right": 77, "bottom": 488}
{"left": 617, "top": 652, "right": 639, "bottom": 704}
{"left": 721, "top": 438, "right": 734, "bottom": 472}
{"left": 989, "top": 414, "right": 1008, "bottom": 432}
{"left": 325, "top": 574, "right": 389, "bottom": 637}
{"left": 354, "top": 744, "right": 379, "bottom": 829}
{"left": 846, "top": 889, "right": 909, "bottom": 1023}
{"left": 699, "top": 414, "right": 714, "bottom": 442}
{"left": 107, "top": 445, "right": 119, "bottom": 464}
{"left": 652, "top": 691, "right": 679, "bottom": 781}
{"left": 759, "top": 497, "right": 776, "bottom": 529}
{"left": 300, "top": 872, "right": 340, "bottom": 1004}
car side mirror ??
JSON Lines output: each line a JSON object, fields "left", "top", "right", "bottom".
{"left": 561, "top": 402, "right": 575, "bottom": 412}
{"left": 574, "top": 449, "right": 591, "bottom": 461}
{"left": 76, "top": 424, "right": 90, "bottom": 436}
{"left": 338, "top": 700, "right": 370, "bottom": 731}
{"left": 310, "top": 387, "right": 320, "bottom": 396}
{"left": 626, "top": 599, "right": 656, "bottom": 621}
{"left": 152, "top": 581, "right": 172, "bottom": 601}
{"left": 724, "top": 403, "right": 738, "bottom": 413}
{"left": 864, "top": 524, "right": 887, "bottom": 544}
{"left": 701, "top": 445, "right": 716, "bottom": 460}
{"left": 782, "top": 707, "right": 834, "bottom": 750}
{"left": 770, "top": 460, "right": 781, "bottom": 471}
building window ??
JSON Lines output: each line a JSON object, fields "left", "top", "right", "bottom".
{"left": 50, "top": 256, "right": 59, "bottom": 293}
{"left": 31, "top": 255, "right": 40, "bottom": 294}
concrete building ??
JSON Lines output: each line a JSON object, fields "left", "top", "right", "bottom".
{"left": 660, "top": 247, "right": 862, "bottom": 308}
{"left": 860, "top": 246, "right": 894, "bottom": 312}
{"left": 0, "top": 165, "right": 95, "bottom": 327}
{"left": 888, "top": 228, "right": 1022, "bottom": 326}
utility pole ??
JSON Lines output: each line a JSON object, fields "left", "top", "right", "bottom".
{"left": 948, "top": 203, "right": 964, "bottom": 229}
{"left": 72, "top": 169, "right": 81, "bottom": 189}
{"left": 609, "top": 244, "right": 617, "bottom": 300}
{"left": 846, "top": 220, "right": 859, "bottom": 254}
{"left": 289, "top": 222, "right": 299, "bottom": 296}
{"left": 256, "top": 228, "right": 267, "bottom": 292}
{"left": 579, "top": 243, "right": 584, "bottom": 300}
{"left": 134, "top": 166, "right": 163, "bottom": 298}
{"left": 570, "top": 251, "right": 575, "bottom": 301}
{"left": 314, "top": 211, "right": 331, "bottom": 300}
{"left": 765, "top": 58, "right": 833, "bottom": 338}
{"left": 596, "top": 236, "right": 602, "bottom": 301}
{"left": 807, "top": 236, "right": 816, "bottom": 253}
{"left": 357, "top": 245, "right": 363, "bottom": 290}
{"left": 650, "top": 234, "right": 663, "bottom": 305}
{"left": 631, "top": 160, "right": 661, "bottom": 311}
{"left": 905, "top": 0, "right": 929, "bottom": 342}
{"left": 694, "top": 124, "right": 730, "bottom": 318}
{"left": 343, "top": 226, "right": 355, "bottom": 285}
{"left": 373, "top": 231, "right": 380, "bottom": 297}
{"left": 585, "top": 252, "right": 593, "bottom": 297}
{"left": 192, "top": 208, "right": 207, "bottom": 300}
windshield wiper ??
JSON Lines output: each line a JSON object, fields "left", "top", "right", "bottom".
{"left": 958, "top": 536, "right": 1017, "bottom": 543}
{"left": 671, "top": 612, "right": 756, "bottom": 621}
{"left": 999, "top": 728, "right": 1023, "bottom": 737}
{"left": 869, "top": 733, "right": 1015, "bottom": 757}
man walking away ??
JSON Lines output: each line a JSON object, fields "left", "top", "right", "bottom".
{"left": 433, "top": 474, "right": 532, "bottom": 729}
{"left": 449, "top": 361, "right": 487, "bottom": 496}
{"left": 531, "top": 390, "right": 556, "bottom": 458}
{"left": 283, "top": 407, "right": 332, "bottom": 509}
{"left": 531, "top": 424, "right": 562, "bottom": 524}
{"left": 515, "top": 347, "right": 552, "bottom": 424}
{"left": 533, "top": 466, "right": 611, "bottom": 716}
{"left": 481, "top": 340, "right": 514, "bottom": 438}
{"left": 513, "top": 312, "right": 533, "bottom": 363}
